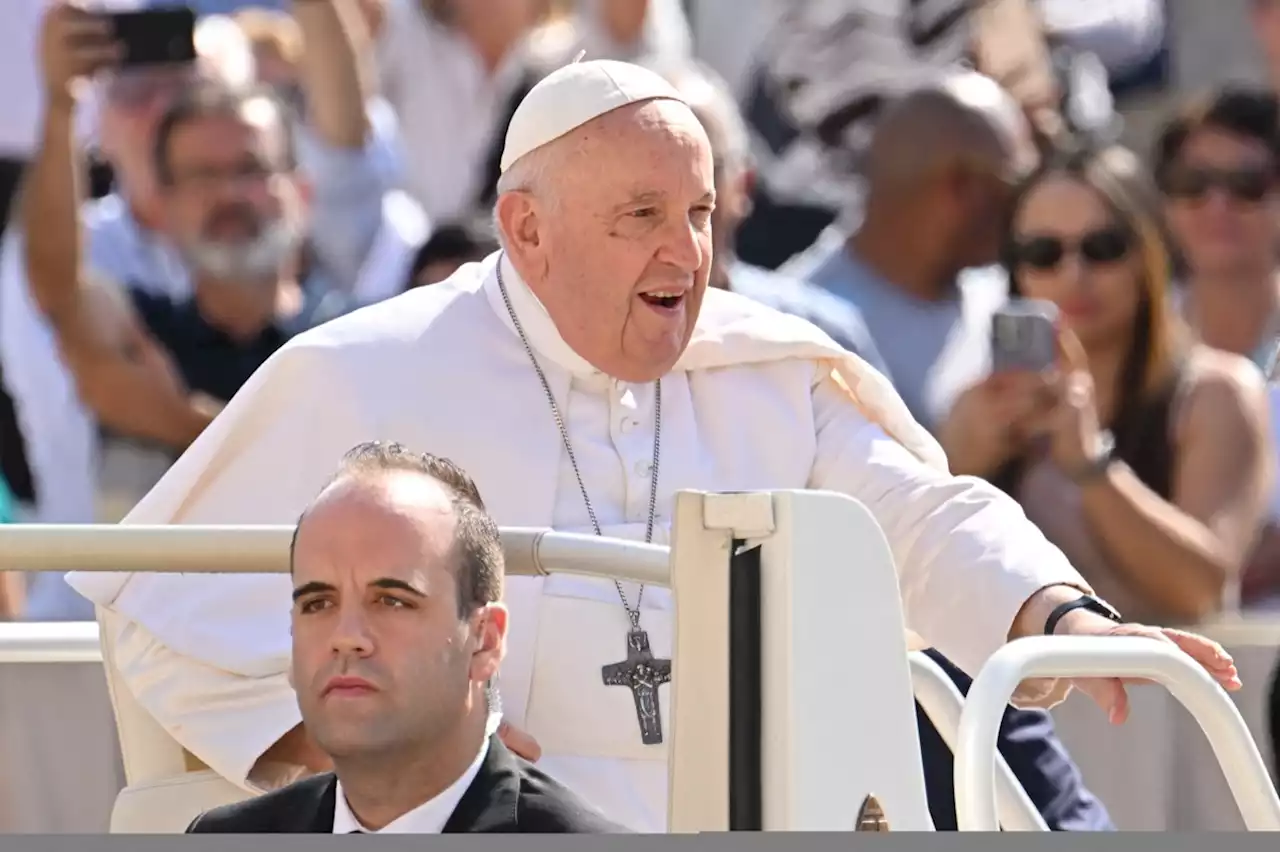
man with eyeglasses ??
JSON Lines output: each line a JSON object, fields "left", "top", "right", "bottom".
{"left": 1155, "top": 86, "right": 1280, "bottom": 610}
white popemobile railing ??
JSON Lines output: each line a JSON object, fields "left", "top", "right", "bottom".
{"left": 0, "top": 489, "right": 1277, "bottom": 832}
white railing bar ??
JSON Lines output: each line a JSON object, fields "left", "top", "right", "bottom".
{"left": 0, "top": 622, "right": 103, "bottom": 664}
{"left": 907, "top": 651, "right": 1048, "bottom": 832}
{"left": 953, "top": 636, "right": 1280, "bottom": 832}
{"left": 0, "top": 525, "right": 673, "bottom": 587}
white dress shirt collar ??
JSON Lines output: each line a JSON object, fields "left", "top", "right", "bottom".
{"left": 331, "top": 735, "right": 491, "bottom": 834}
{"left": 484, "top": 252, "right": 604, "bottom": 381}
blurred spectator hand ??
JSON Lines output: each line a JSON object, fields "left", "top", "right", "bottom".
{"left": 1025, "top": 327, "right": 1106, "bottom": 473}
{"left": 39, "top": 3, "right": 122, "bottom": 107}
{"left": 938, "top": 371, "right": 1054, "bottom": 477}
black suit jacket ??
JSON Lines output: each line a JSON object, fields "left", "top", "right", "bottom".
{"left": 186, "top": 735, "right": 628, "bottom": 834}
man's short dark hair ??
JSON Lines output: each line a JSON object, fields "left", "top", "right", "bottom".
{"left": 152, "top": 80, "right": 296, "bottom": 186}
{"left": 1154, "top": 86, "right": 1280, "bottom": 179}
{"left": 290, "top": 441, "right": 504, "bottom": 616}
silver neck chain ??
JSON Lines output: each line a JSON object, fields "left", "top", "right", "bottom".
{"left": 495, "top": 258, "right": 661, "bottom": 629}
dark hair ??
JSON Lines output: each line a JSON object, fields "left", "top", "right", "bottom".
{"left": 998, "top": 144, "right": 1187, "bottom": 498}
{"left": 290, "top": 441, "right": 504, "bottom": 616}
{"left": 407, "top": 219, "right": 499, "bottom": 287}
{"left": 152, "top": 80, "right": 295, "bottom": 186}
{"left": 1153, "top": 86, "right": 1280, "bottom": 180}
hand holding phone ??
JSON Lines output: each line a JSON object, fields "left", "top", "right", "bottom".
{"left": 38, "top": 3, "right": 123, "bottom": 104}
{"left": 991, "top": 300, "right": 1059, "bottom": 374}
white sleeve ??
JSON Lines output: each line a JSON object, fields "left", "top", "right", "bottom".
{"left": 111, "top": 616, "right": 301, "bottom": 792}
{"left": 808, "top": 371, "right": 1092, "bottom": 681}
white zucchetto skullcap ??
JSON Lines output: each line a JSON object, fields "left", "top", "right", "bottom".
{"left": 500, "top": 58, "right": 688, "bottom": 174}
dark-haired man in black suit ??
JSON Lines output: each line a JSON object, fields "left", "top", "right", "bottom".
{"left": 187, "top": 441, "right": 627, "bottom": 834}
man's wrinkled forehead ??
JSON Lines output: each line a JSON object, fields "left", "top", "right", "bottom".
{"left": 580, "top": 100, "right": 713, "bottom": 178}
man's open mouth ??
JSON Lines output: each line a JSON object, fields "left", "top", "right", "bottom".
{"left": 639, "top": 291, "right": 686, "bottom": 309}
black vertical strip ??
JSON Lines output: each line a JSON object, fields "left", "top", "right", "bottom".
{"left": 728, "top": 540, "right": 763, "bottom": 831}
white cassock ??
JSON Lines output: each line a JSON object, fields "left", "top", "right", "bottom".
{"left": 66, "top": 250, "right": 1090, "bottom": 832}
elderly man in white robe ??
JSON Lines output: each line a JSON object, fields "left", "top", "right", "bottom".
{"left": 67, "top": 60, "right": 1241, "bottom": 832}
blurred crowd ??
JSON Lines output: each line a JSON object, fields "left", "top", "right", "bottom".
{"left": 0, "top": 0, "right": 1279, "bottom": 664}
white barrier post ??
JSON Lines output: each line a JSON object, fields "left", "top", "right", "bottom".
{"left": 908, "top": 651, "right": 1047, "bottom": 831}
{"left": 953, "top": 636, "right": 1280, "bottom": 832}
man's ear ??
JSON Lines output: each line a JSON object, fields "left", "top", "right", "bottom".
{"left": 469, "top": 602, "right": 508, "bottom": 684}
{"left": 493, "top": 192, "right": 544, "bottom": 265}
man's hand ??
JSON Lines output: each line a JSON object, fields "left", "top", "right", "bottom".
{"left": 39, "top": 3, "right": 121, "bottom": 108}
{"left": 497, "top": 720, "right": 542, "bottom": 762}
{"left": 1056, "top": 614, "right": 1242, "bottom": 725}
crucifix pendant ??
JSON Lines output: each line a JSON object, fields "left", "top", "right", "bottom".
{"left": 602, "top": 628, "right": 671, "bottom": 745}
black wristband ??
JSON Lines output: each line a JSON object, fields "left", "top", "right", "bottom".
{"left": 1043, "top": 595, "right": 1122, "bottom": 635}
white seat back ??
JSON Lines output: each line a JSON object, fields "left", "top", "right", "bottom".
{"left": 667, "top": 490, "right": 935, "bottom": 831}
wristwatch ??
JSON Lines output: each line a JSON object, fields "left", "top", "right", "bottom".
{"left": 1044, "top": 594, "right": 1123, "bottom": 635}
{"left": 1061, "top": 429, "right": 1116, "bottom": 484}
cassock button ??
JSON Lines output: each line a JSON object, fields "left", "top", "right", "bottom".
{"left": 635, "top": 461, "right": 653, "bottom": 477}
{"left": 620, "top": 417, "right": 638, "bottom": 432}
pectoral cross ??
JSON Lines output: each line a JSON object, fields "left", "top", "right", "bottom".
{"left": 602, "top": 629, "right": 671, "bottom": 745}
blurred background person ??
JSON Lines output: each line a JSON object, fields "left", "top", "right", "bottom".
{"left": 6, "top": 0, "right": 423, "bottom": 620}
{"left": 781, "top": 72, "right": 1030, "bottom": 435}
{"left": 1155, "top": 86, "right": 1280, "bottom": 608}
{"left": 375, "top": 0, "right": 691, "bottom": 226}
{"left": 404, "top": 217, "right": 498, "bottom": 289}
{"left": 942, "top": 145, "right": 1271, "bottom": 626}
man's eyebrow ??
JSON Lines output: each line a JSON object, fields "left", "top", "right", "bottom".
{"left": 612, "top": 190, "right": 665, "bottom": 212}
{"left": 292, "top": 581, "right": 334, "bottom": 602}
{"left": 369, "top": 577, "right": 427, "bottom": 598}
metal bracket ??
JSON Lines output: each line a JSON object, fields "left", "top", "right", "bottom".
{"left": 855, "top": 794, "right": 890, "bottom": 832}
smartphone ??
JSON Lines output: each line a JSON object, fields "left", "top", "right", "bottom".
{"left": 991, "top": 300, "right": 1059, "bottom": 373}
{"left": 104, "top": 7, "right": 197, "bottom": 68}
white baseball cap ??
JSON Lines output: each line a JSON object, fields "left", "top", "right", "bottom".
{"left": 499, "top": 57, "right": 687, "bottom": 174}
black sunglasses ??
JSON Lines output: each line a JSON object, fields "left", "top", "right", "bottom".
{"left": 1009, "top": 226, "right": 1133, "bottom": 271}
{"left": 1159, "top": 165, "right": 1273, "bottom": 203}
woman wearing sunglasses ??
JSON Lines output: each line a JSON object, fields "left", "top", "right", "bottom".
{"left": 938, "top": 145, "right": 1273, "bottom": 627}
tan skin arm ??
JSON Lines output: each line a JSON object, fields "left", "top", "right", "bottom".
{"left": 292, "top": 0, "right": 372, "bottom": 150}
{"left": 1079, "top": 366, "right": 1272, "bottom": 623}
{"left": 598, "top": 0, "right": 650, "bottom": 48}
{"left": 24, "top": 5, "right": 218, "bottom": 452}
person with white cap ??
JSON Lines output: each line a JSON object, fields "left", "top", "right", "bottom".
{"left": 68, "top": 58, "right": 1240, "bottom": 832}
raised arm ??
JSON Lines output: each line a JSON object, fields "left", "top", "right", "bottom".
{"left": 291, "top": 0, "right": 393, "bottom": 289}
{"left": 22, "top": 3, "right": 115, "bottom": 325}
{"left": 21, "top": 4, "right": 215, "bottom": 451}
{"left": 292, "top": 0, "right": 369, "bottom": 150}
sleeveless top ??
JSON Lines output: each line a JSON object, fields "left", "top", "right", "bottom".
{"left": 995, "top": 360, "right": 1202, "bottom": 625}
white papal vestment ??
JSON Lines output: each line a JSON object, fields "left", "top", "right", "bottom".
{"left": 67, "top": 251, "right": 1089, "bottom": 832}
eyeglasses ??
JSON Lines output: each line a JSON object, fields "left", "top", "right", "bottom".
{"left": 1159, "top": 165, "right": 1273, "bottom": 203}
{"left": 1009, "top": 226, "right": 1133, "bottom": 271}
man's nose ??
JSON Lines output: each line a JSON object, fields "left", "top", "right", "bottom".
{"left": 329, "top": 605, "right": 375, "bottom": 656}
{"left": 659, "top": 217, "right": 705, "bottom": 272}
